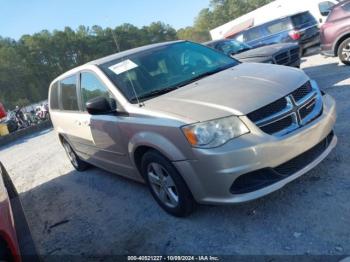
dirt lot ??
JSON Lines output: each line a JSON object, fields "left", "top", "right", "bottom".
{"left": 0, "top": 54, "right": 349, "bottom": 259}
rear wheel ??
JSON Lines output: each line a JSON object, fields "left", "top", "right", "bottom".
{"left": 141, "top": 150, "right": 196, "bottom": 217}
{"left": 62, "top": 139, "right": 89, "bottom": 171}
{"left": 338, "top": 38, "right": 350, "bottom": 65}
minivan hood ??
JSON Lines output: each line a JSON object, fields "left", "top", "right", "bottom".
{"left": 234, "top": 43, "right": 298, "bottom": 59}
{"left": 144, "top": 63, "right": 308, "bottom": 122}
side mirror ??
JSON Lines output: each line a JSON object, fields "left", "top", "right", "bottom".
{"left": 86, "top": 96, "right": 117, "bottom": 115}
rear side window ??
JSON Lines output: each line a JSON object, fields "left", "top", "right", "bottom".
{"left": 243, "top": 27, "right": 263, "bottom": 42}
{"left": 291, "top": 12, "right": 317, "bottom": 27}
{"left": 61, "top": 75, "right": 79, "bottom": 111}
{"left": 50, "top": 82, "right": 59, "bottom": 110}
{"left": 266, "top": 19, "right": 292, "bottom": 34}
{"left": 80, "top": 72, "right": 113, "bottom": 110}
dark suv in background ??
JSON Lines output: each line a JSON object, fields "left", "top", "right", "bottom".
{"left": 320, "top": 0, "right": 350, "bottom": 65}
{"left": 204, "top": 39, "right": 300, "bottom": 67}
{"left": 232, "top": 11, "right": 320, "bottom": 56}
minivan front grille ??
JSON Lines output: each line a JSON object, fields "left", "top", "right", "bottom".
{"left": 248, "top": 98, "right": 287, "bottom": 123}
{"left": 260, "top": 114, "right": 294, "bottom": 134}
{"left": 292, "top": 81, "right": 313, "bottom": 102}
{"left": 299, "top": 98, "right": 316, "bottom": 119}
{"left": 247, "top": 81, "right": 323, "bottom": 136}
{"left": 273, "top": 47, "right": 300, "bottom": 66}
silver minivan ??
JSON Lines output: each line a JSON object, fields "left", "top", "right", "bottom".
{"left": 49, "top": 41, "right": 337, "bottom": 216}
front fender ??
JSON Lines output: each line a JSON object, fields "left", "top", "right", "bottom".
{"left": 128, "top": 131, "right": 190, "bottom": 166}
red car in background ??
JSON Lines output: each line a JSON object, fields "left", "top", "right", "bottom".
{"left": 0, "top": 103, "right": 6, "bottom": 119}
{"left": 320, "top": 0, "right": 350, "bottom": 65}
{"left": 0, "top": 162, "right": 39, "bottom": 262}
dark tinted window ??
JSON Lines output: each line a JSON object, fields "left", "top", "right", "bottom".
{"left": 61, "top": 75, "right": 79, "bottom": 111}
{"left": 291, "top": 12, "right": 317, "bottom": 26}
{"left": 80, "top": 72, "right": 113, "bottom": 110}
{"left": 266, "top": 18, "right": 292, "bottom": 34}
{"left": 50, "top": 81, "right": 59, "bottom": 110}
{"left": 243, "top": 27, "right": 264, "bottom": 41}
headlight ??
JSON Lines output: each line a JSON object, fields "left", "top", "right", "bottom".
{"left": 181, "top": 116, "right": 249, "bottom": 148}
{"left": 264, "top": 60, "right": 274, "bottom": 64}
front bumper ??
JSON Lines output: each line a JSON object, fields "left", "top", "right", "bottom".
{"left": 174, "top": 94, "right": 337, "bottom": 204}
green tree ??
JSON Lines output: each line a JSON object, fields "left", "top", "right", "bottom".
{"left": 177, "top": 27, "right": 210, "bottom": 42}
{"left": 0, "top": 22, "right": 178, "bottom": 109}
{"left": 0, "top": 0, "right": 273, "bottom": 109}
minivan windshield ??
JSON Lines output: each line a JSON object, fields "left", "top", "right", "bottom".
{"left": 99, "top": 41, "right": 239, "bottom": 103}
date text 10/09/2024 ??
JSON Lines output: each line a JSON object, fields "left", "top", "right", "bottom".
{"left": 127, "top": 256, "right": 220, "bottom": 261}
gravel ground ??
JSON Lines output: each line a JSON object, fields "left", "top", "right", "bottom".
{"left": 0, "top": 54, "right": 349, "bottom": 259}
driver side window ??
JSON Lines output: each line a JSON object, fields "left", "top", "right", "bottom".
{"left": 80, "top": 72, "right": 114, "bottom": 110}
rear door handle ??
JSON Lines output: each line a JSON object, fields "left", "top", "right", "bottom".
{"left": 75, "top": 120, "right": 81, "bottom": 126}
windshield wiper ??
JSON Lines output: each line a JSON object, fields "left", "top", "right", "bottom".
{"left": 130, "top": 87, "right": 178, "bottom": 102}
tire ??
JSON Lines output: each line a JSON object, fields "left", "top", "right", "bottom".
{"left": 338, "top": 38, "right": 350, "bottom": 65}
{"left": 141, "top": 150, "right": 196, "bottom": 217}
{"left": 61, "top": 139, "right": 89, "bottom": 171}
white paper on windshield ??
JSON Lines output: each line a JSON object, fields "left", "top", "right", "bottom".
{"left": 108, "top": 59, "right": 138, "bottom": 75}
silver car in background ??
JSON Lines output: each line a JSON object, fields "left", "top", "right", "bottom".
{"left": 49, "top": 41, "right": 337, "bottom": 216}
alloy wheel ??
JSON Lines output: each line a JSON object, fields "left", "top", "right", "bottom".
{"left": 341, "top": 42, "right": 350, "bottom": 61}
{"left": 147, "top": 162, "right": 179, "bottom": 208}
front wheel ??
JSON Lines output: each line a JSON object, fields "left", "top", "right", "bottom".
{"left": 141, "top": 150, "right": 196, "bottom": 217}
{"left": 338, "top": 38, "right": 350, "bottom": 65}
{"left": 62, "top": 139, "right": 89, "bottom": 171}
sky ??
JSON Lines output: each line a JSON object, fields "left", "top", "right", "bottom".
{"left": 0, "top": 0, "right": 210, "bottom": 39}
